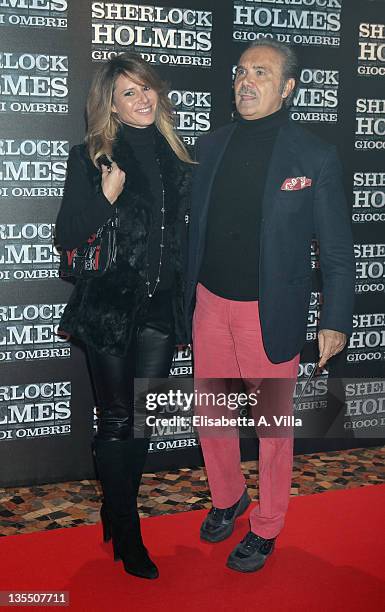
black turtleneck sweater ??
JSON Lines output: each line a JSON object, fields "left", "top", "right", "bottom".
{"left": 199, "top": 107, "right": 289, "bottom": 300}
{"left": 121, "top": 123, "right": 174, "bottom": 292}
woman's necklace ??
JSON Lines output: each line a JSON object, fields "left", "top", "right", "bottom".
{"left": 145, "top": 173, "right": 165, "bottom": 298}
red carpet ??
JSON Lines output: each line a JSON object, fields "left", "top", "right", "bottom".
{"left": 1, "top": 484, "right": 385, "bottom": 612}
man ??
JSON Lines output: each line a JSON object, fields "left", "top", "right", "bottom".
{"left": 185, "top": 41, "right": 355, "bottom": 573}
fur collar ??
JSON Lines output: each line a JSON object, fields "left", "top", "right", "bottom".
{"left": 112, "top": 126, "right": 191, "bottom": 222}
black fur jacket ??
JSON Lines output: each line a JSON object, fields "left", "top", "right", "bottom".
{"left": 56, "top": 127, "right": 192, "bottom": 356}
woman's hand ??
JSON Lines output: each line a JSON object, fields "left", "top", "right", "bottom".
{"left": 101, "top": 161, "right": 126, "bottom": 204}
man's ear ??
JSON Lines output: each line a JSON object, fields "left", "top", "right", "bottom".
{"left": 282, "top": 78, "right": 296, "bottom": 100}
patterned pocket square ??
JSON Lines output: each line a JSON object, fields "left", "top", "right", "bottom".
{"left": 281, "top": 177, "right": 313, "bottom": 191}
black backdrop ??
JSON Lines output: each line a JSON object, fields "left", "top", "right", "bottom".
{"left": 0, "top": 0, "right": 384, "bottom": 486}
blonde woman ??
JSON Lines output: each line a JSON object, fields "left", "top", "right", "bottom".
{"left": 56, "top": 53, "right": 192, "bottom": 580}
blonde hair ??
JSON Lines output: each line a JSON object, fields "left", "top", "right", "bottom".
{"left": 85, "top": 53, "right": 194, "bottom": 166}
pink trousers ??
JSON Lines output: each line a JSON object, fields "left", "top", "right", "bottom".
{"left": 192, "top": 283, "right": 300, "bottom": 539}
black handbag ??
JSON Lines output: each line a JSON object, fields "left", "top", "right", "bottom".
{"left": 59, "top": 208, "right": 119, "bottom": 279}
{"left": 59, "top": 154, "right": 120, "bottom": 279}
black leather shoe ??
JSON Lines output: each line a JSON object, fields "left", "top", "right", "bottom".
{"left": 226, "top": 531, "right": 275, "bottom": 572}
{"left": 200, "top": 488, "right": 251, "bottom": 543}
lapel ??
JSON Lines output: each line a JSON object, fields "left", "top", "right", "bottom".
{"left": 261, "top": 122, "right": 301, "bottom": 224}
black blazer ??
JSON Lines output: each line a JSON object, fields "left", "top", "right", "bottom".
{"left": 185, "top": 120, "right": 355, "bottom": 364}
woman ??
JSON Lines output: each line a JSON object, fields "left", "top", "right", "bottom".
{"left": 55, "top": 53, "right": 192, "bottom": 579}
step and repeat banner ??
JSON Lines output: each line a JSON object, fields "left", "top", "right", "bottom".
{"left": 0, "top": 0, "right": 384, "bottom": 486}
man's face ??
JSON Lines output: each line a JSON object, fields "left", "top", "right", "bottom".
{"left": 234, "top": 46, "right": 295, "bottom": 120}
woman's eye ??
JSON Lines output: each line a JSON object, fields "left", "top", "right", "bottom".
{"left": 124, "top": 91, "right": 134, "bottom": 96}
{"left": 144, "top": 85, "right": 151, "bottom": 91}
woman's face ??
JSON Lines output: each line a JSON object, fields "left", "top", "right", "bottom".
{"left": 112, "top": 72, "right": 158, "bottom": 128}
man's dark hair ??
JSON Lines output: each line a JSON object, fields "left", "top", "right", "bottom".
{"left": 243, "top": 40, "right": 300, "bottom": 107}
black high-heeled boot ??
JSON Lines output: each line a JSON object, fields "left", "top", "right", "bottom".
{"left": 110, "top": 509, "right": 158, "bottom": 579}
{"left": 100, "top": 438, "right": 150, "bottom": 562}
{"left": 94, "top": 438, "right": 158, "bottom": 580}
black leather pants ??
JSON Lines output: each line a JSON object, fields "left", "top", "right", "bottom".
{"left": 87, "top": 290, "right": 175, "bottom": 441}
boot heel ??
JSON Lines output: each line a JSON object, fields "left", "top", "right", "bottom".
{"left": 112, "top": 540, "right": 122, "bottom": 562}
{"left": 100, "top": 503, "right": 111, "bottom": 543}
{"left": 101, "top": 505, "right": 121, "bottom": 560}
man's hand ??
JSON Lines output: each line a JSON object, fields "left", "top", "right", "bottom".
{"left": 318, "top": 329, "right": 347, "bottom": 369}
